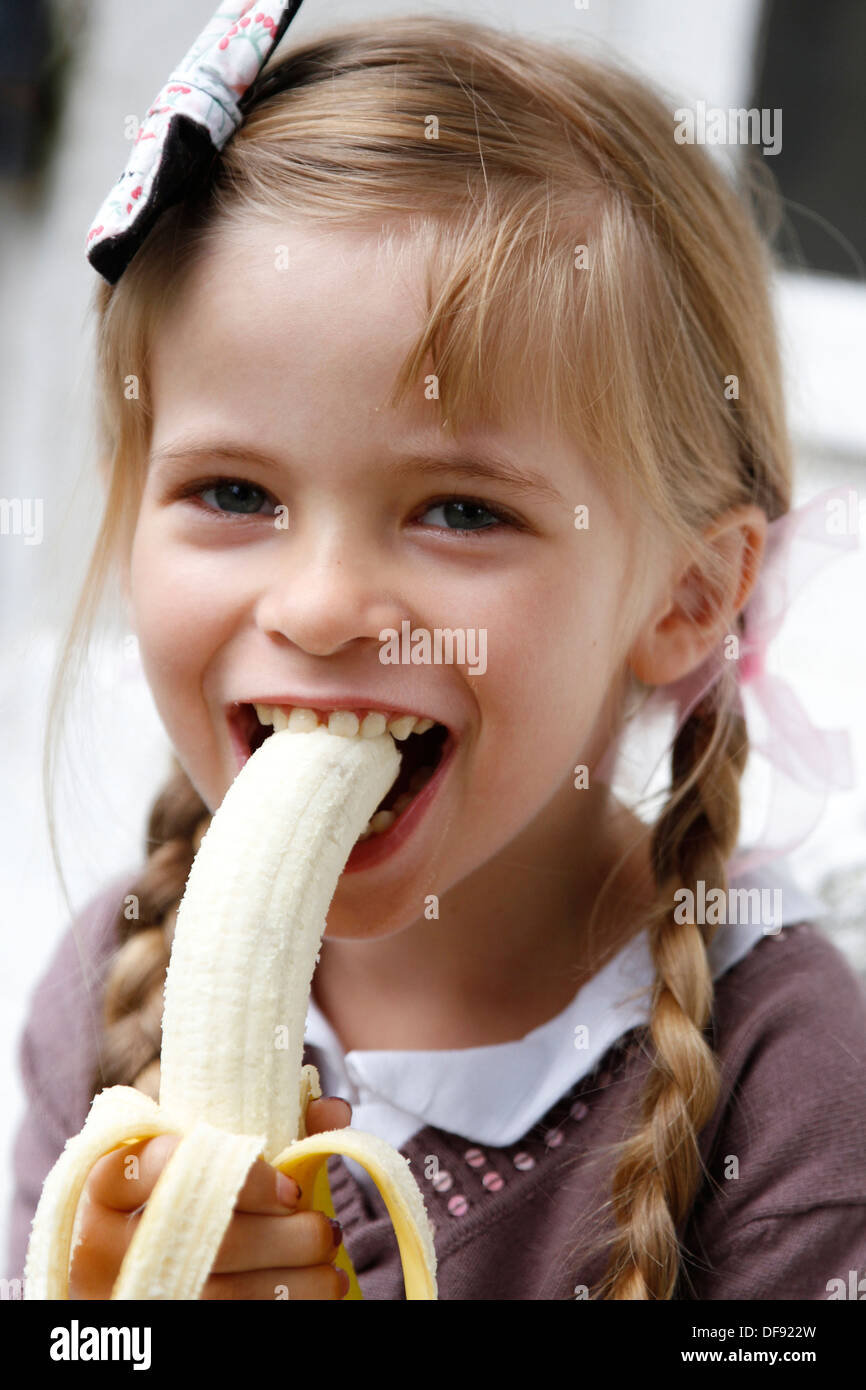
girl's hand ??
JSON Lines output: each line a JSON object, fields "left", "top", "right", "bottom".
{"left": 68, "top": 1095, "right": 354, "bottom": 1300}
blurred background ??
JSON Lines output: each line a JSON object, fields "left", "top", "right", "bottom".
{"left": 1, "top": 0, "right": 864, "bottom": 1265}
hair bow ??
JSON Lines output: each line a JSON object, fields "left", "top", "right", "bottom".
{"left": 86, "top": 0, "right": 306, "bottom": 284}
{"left": 603, "top": 486, "right": 860, "bottom": 876}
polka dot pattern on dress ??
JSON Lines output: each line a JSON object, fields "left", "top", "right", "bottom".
{"left": 482, "top": 1171, "right": 505, "bottom": 1192}
{"left": 418, "top": 1035, "right": 639, "bottom": 1217}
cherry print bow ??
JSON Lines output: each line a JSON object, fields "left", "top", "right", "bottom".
{"left": 86, "top": 0, "right": 306, "bottom": 284}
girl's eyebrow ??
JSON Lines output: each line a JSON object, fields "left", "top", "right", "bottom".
{"left": 385, "top": 449, "right": 565, "bottom": 506}
{"left": 148, "top": 438, "right": 565, "bottom": 506}
{"left": 148, "top": 441, "right": 284, "bottom": 476}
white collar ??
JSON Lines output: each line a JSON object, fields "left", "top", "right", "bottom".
{"left": 304, "top": 862, "right": 822, "bottom": 1151}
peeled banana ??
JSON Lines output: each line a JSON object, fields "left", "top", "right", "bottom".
{"left": 24, "top": 725, "right": 438, "bottom": 1300}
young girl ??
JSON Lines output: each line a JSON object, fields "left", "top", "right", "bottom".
{"left": 7, "top": 8, "right": 866, "bottom": 1301}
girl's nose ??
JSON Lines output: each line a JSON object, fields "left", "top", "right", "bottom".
{"left": 254, "top": 529, "right": 406, "bottom": 659}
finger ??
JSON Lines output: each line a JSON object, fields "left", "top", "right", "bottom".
{"left": 232, "top": 1154, "right": 304, "bottom": 1214}
{"left": 202, "top": 1264, "right": 349, "bottom": 1301}
{"left": 86, "top": 1104, "right": 352, "bottom": 1216}
{"left": 305, "top": 1096, "right": 352, "bottom": 1133}
{"left": 68, "top": 1204, "right": 144, "bottom": 1298}
{"left": 213, "top": 1209, "right": 341, "bottom": 1274}
{"left": 86, "top": 1134, "right": 181, "bottom": 1211}
{"left": 233, "top": 1099, "right": 353, "bottom": 1211}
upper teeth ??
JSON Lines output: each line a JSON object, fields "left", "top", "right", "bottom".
{"left": 253, "top": 704, "right": 436, "bottom": 740}
{"left": 250, "top": 704, "right": 441, "bottom": 842}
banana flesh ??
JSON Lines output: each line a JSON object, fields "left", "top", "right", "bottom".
{"left": 24, "top": 726, "right": 438, "bottom": 1300}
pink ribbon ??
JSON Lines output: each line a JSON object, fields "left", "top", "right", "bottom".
{"left": 601, "top": 486, "right": 860, "bottom": 876}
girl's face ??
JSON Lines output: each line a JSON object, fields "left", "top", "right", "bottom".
{"left": 130, "top": 221, "right": 666, "bottom": 939}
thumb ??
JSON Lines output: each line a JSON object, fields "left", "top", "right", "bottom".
{"left": 305, "top": 1095, "right": 352, "bottom": 1133}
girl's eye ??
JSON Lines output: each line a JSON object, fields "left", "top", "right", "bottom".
{"left": 189, "top": 478, "right": 277, "bottom": 517}
{"left": 180, "top": 480, "right": 516, "bottom": 533}
{"left": 415, "top": 498, "right": 511, "bottom": 533}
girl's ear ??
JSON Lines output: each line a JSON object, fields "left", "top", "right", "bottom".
{"left": 627, "top": 505, "right": 768, "bottom": 686}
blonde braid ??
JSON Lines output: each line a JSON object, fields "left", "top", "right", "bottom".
{"left": 592, "top": 677, "right": 748, "bottom": 1299}
{"left": 91, "top": 759, "right": 211, "bottom": 1104}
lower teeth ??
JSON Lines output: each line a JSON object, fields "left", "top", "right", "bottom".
{"left": 357, "top": 766, "right": 436, "bottom": 840}
{"left": 368, "top": 810, "right": 395, "bottom": 836}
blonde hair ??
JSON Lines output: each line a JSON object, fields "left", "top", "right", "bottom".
{"left": 45, "top": 15, "right": 792, "bottom": 1299}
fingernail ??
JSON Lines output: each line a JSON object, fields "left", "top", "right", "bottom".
{"left": 328, "top": 1217, "right": 343, "bottom": 1247}
{"left": 337, "top": 1267, "right": 350, "bottom": 1296}
{"left": 326, "top": 1096, "right": 353, "bottom": 1120}
{"left": 276, "top": 1173, "right": 301, "bottom": 1206}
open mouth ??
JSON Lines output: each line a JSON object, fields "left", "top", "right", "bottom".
{"left": 229, "top": 702, "right": 453, "bottom": 839}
